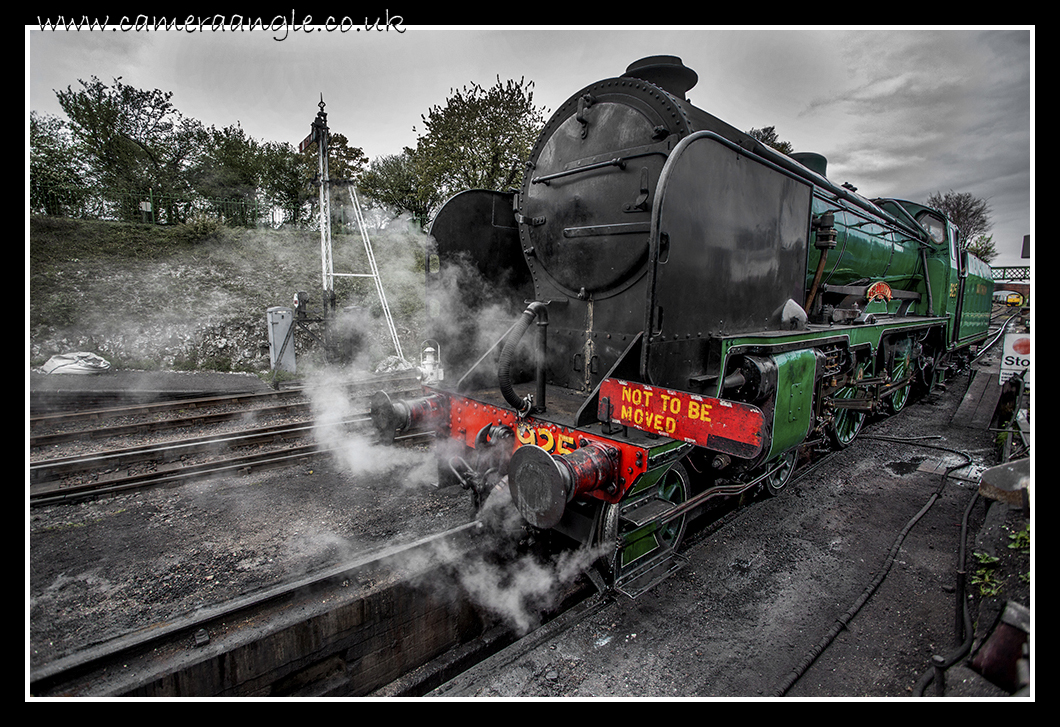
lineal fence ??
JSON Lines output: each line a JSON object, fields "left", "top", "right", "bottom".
{"left": 29, "top": 183, "right": 399, "bottom": 236}
{"left": 30, "top": 183, "right": 307, "bottom": 229}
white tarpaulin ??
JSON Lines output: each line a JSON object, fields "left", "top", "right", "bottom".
{"left": 39, "top": 352, "right": 112, "bottom": 375}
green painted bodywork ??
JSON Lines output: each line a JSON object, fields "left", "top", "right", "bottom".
{"left": 714, "top": 315, "right": 943, "bottom": 390}
{"left": 618, "top": 444, "right": 691, "bottom": 569}
{"left": 955, "top": 253, "right": 994, "bottom": 343}
{"left": 767, "top": 349, "right": 818, "bottom": 460}
{"left": 624, "top": 440, "right": 688, "bottom": 499}
{"left": 806, "top": 195, "right": 926, "bottom": 301}
{"left": 868, "top": 197, "right": 994, "bottom": 345}
{"left": 710, "top": 315, "right": 947, "bottom": 460}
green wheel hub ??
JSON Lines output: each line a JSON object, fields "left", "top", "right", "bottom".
{"left": 829, "top": 361, "right": 870, "bottom": 448}
{"left": 762, "top": 450, "right": 796, "bottom": 496}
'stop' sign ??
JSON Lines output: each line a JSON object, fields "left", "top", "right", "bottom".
{"left": 1000, "top": 333, "right": 1031, "bottom": 385}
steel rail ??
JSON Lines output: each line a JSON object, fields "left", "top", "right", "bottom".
{"left": 30, "top": 400, "right": 315, "bottom": 448}
{"left": 30, "top": 371, "right": 422, "bottom": 428}
{"left": 30, "top": 388, "right": 307, "bottom": 428}
{"left": 29, "top": 417, "right": 369, "bottom": 483}
{"left": 30, "top": 428, "right": 435, "bottom": 506}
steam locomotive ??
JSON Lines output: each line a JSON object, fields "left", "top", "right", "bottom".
{"left": 371, "top": 56, "right": 994, "bottom": 595}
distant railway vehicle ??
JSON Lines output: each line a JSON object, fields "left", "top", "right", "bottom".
{"left": 372, "top": 56, "right": 994, "bottom": 594}
{"left": 994, "top": 290, "right": 1025, "bottom": 307}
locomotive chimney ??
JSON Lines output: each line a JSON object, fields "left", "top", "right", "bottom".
{"left": 623, "top": 56, "right": 698, "bottom": 99}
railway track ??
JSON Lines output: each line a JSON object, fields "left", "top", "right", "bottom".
{"left": 29, "top": 391, "right": 313, "bottom": 447}
{"left": 29, "top": 521, "right": 495, "bottom": 697}
{"left": 29, "top": 372, "right": 424, "bottom": 506}
{"left": 30, "top": 372, "right": 420, "bottom": 436}
{"left": 28, "top": 374, "right": 990, "bottom": 698}
{"left": 28, "top": 442, "right": 773, "bottom": 699}
{"left": 30, "top": 418, "right": 435, "bottom": 505}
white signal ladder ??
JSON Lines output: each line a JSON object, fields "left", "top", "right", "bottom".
{"left": 327, "top": 185, "right": 405, "bottom": 363}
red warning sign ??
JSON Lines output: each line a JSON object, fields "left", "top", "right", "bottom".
{"left": 598, "top": 378, "right": 765, "bottom": 459}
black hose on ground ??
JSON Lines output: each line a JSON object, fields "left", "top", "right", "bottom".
{"left": 912, "top": 489, "right": 980, "bottom": 696}
{"left": 772, "top": 435, "right": 974, "bottom": 697}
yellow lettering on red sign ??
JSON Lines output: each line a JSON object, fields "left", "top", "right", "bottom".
{"left": 618, "top": 382, "right": 712, "bottom": 432}
{"left": 599, "top": 378, "right": 765, "bottom": 459}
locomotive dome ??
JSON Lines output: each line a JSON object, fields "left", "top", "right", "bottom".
{"left": 621, "top": 55, "right": 699, "bottom": 99}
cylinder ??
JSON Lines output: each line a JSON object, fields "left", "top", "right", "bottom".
{"left": 370, "top": 391, "right": 447, "bottom": 438}
{"left": 507, "top": 442, "right": 618, "bottom": 529}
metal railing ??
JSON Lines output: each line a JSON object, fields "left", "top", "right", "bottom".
{"left": 991, "top": 266, "right": 1031, "bottom": 283}
{"left": 30, "top": 183, "right": 306, "bottom": 228}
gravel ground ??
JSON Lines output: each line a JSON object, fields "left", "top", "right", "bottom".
{"left": 28, "top": 435, "right": 474, "bottom": 670}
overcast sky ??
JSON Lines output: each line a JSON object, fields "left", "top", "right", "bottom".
{"left": 27, "top": 24, "right": 1033, "bottom": 268}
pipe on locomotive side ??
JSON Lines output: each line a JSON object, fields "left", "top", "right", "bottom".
{"left": 498, "top": 301, "right": 548, "bottom": 416}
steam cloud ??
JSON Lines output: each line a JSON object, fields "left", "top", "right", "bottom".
{"left": 296, "top": 209, "right": 606, "bottom": 636}
{"left": 452, "top": 539, "right": 606, "bottom": 635}
{"left": 399, "top": 499, "right": 608, "bottom": 637}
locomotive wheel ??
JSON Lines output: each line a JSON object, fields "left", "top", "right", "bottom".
{"left": 886, "top": 370, "right": 911, "bottom": 415}
{"left": 829, "top": 360, "right": 871, "bottom": 448}
{"left": 830, "top": 403, "right": 865, "bottom": 447}
{"left": 828, "top": 385, "right": 866, "bottom": 448}
{"left": 654, "top": 462, "right": 691, "bottom": 552}
{"left": 596, "top": 502, "right": 622, "bottom": 582}
{"left": 594, "top": 462, "right": 691, "bottom": 584}
{"left": 886, "top": 350, "right": 912, "bottom": 414}
{"left": 887, "top": 380, "right": 910, "bottom": 414}
{"left": 761, "top": 450, "right": 797, "bottom": 497}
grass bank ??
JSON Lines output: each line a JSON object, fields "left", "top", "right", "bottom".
{"left": 28, "top": 215, "right": 428, "bottom": 374}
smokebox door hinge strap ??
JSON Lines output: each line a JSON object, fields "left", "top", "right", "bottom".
{"left": 624, "top": 167, "right": 651, "bottom": 212}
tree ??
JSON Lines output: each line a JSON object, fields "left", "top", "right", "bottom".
{"left": 259, "top": 140, "right": 314, "bottom": 227}
{"left": 748, "top": 125, "right": 793, "bottom": 155}
{"left": 30, "top": 111, "right": 91, "bottom": 216}
{"left": 926, "top": 190, "right": 992, "bottom": 248}
{"left": 966, "top": 234, "right": 998, "bottom": 264}
{"left": 55, "top": 76, "right": 206, "bottom": 221}
{"left": 327, "top": 133, "right": 368, "bottom": 183}
{"left": 299, "top": 132, "right": 368, "bottom": 184}
{"left": 188, "top": 123, "right": 267, "bottom": 226}
{"left": 412, "top": 76, "right": 547, "bottom": 215}
{"left": 357, "top": 148, "right": 441, "bottom": 229}
{"left": 298, "top": 131, "right": 370, "bottom": 230}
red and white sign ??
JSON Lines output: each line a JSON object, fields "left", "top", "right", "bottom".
{"left": 598, "top": 378, "right": 764, "bottom": 459}
{"left": 1000, "top": 333, "right": 1031, "bottom": 385}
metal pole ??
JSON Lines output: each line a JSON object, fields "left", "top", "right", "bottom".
{"left": 315, "top": 96, "right": 334, "bottom": 312}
